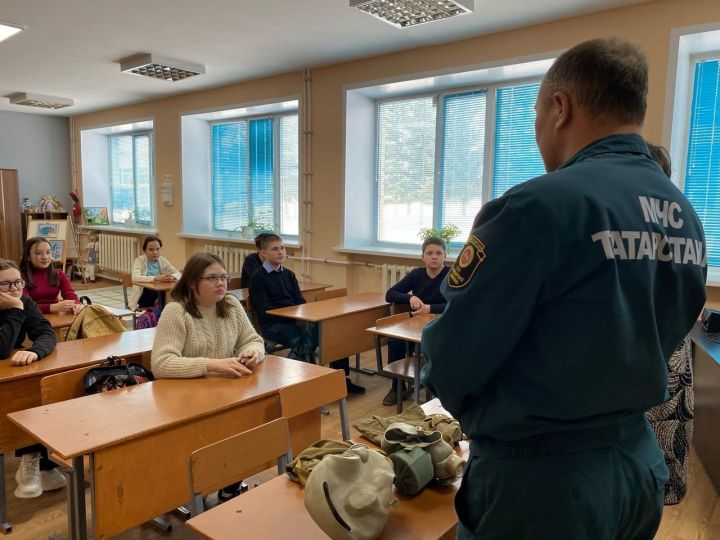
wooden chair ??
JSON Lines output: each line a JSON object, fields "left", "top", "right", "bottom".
{"left": 188, "top": 417, "right": 292, "bottom": 517}
{"left": 120, "top": 273, "right": 137, "bottom": 327}
{"left": 278, "top": 368, "right": 351, "bottom": 441}
{"left": 374, "top": 312, "right": 428, "bottom": 413}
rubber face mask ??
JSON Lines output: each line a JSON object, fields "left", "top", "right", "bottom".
{"left": 304, "top": 444, "right": 398, "bottom": 540}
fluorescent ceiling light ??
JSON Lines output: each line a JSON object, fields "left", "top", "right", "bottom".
{"left": 0, "top": 21, "right": 24, "bottom": 43}
{"left": 7, "top": 92, "right": 74, "bottom": 109}
{"left": 120, "top": 53, "right": 205, "bottom": 82}
{"left": 350, "top": 0, "right": 474, "bottom": 28}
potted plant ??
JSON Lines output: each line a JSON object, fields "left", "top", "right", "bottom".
{"left": 418, "top": 223, "right": 462, "bottom": 252}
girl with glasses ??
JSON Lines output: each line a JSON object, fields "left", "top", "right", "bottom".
{"left": 151, "top": 251, "right": 264, "bottom": 502}
{"left": 20, "top": 237, "right": 82, "bottom": 315}
{"left": 0, "top": 258, "right": 64, "bottom": 498}
{"left": 130, "top": 236, "right": 181, "bottom": 310}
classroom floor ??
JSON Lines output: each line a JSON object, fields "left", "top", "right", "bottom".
{"left": 4, "top": 351, "right": 720, "bottom": 539}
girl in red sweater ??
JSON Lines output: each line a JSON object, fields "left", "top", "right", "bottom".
{"left": 20, "top": 237, "right": 82, "bottom": 315}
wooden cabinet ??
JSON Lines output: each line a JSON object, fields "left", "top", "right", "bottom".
{"left": 0, "top": 169, "right": 22, "bottom": 262}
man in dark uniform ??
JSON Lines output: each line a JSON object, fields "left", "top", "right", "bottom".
{"left": 421, "top": 37, "right": 707, "bottom": 540}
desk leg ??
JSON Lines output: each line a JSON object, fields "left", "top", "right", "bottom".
{"left": 72, "top": 456, "right": 88, "bottom": 540}
{"left": 414, "top": 347, "right": 421, "bottom": 404}
{"left": 62, "top": 464, "right": 77, "bottom": 540}
{"left": 375, "top": 335, "right": 384, "bottom": 373}
{"left": 0, "top": 454, "right": 11, "bottom": 534}
{"left": 158, "top": 292, "right": 166, "bottom": 310}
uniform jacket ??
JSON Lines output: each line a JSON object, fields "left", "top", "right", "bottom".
{"left": 421, "top": 134, "right": 707, "bottom": 442}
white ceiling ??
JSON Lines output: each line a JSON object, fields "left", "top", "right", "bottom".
{"left": 0, "top": 0, "right": 648, "bottom": 117}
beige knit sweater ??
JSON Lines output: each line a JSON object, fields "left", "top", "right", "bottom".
{"left": 151, "top": 294, "right": 265, "bottom": 378}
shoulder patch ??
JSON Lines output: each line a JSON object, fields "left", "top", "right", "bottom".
{"left": 448, "top": 235, "right": 486, "bottom": 289}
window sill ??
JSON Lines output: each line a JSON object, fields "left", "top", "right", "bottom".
{"left": 78, "top": 224, "right": 157, "bottom": 235}
{"left": 177, "top": 232, "right": 302, "bottom": 249}
{"left": 335, "top": 245, "right": 457, "bottom": 262}
{"left": 707, "top": 267, "right": 720, "bottom": 287}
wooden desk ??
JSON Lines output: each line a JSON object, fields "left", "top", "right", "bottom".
{"left": 229, "top": 281, "right": 331, "bottom": 307}
{"left": 186, "top": 398, "right": 466, "bottom": 540}
{"left": 45, "top": 304, "right": 135, "bottom": 329}
{"left": 0, "top": 328, "right": 156, "bottom": 534}
{"left": 267, "top": 292, "right": 389, "bottom": 365}
{"left": 690, "top": 322, "right": 720, "bottom": 494}
{"left": 8, "top": 356, "right": 337, "bottom": 539}
{"left": 367, "top": 313, "right": 438, "bottom": 403}
{"left": 132, "top": 280, "right": 175, "bottom": 308}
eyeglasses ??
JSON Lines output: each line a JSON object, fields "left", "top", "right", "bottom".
{"left": 0, "top": 279, "right": 26, "bottom": 292}
{"left": 199, "top": 274, "right": 230, "bottom": 285}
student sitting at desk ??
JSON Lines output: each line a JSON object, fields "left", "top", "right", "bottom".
{"left": 239, "top": 233, "right": 269, "bottom": 288}
{"left": 382, "top": 236, "right": 449, "bottom": 405}
{"left": 151, "top": 251, "right": 265, "bottom": 501}
{"left": 249, "top": 234, "right": 365, "bottom": 394}
{"left": 20, "top": 236, "right": 82, "bottom": 315}
{"left": 129, "top": 235, "right": 181, "bottom": 310}
{"left": 0, "top": 258, "right": 65, "bottom": 498}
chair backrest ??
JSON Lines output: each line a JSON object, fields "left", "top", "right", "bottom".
{"left": 390, "top": 303, "right": 411, "bottom": 315}
{"left": 188, "top": 417, "right": 291, "bottom": 508}
{"left": 278, "top": 368, "right": 350, "bottom": 441}
{"left": 40, "top": 364, "right": 102, "bottom": 405}
{"left": 314, "top": 288, "right": 348, "bottom": 302}
{"left": 121, "top": 273, "right": 133, "bottom": 309}
{"left": 375, "top": 311, "right": 411, "bottom": 328}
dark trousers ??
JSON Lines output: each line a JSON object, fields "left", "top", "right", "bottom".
{"left": 262, "top": 321, "right": 348, "bottom": 373}
{"left": 137, "top": 287, "right": 159, "bottom": 309}
{"left": 15, "top": 444, "right": 57, "bottom": 471}
{"left": 455, "top": 416, "right": 666, "bottom": 540}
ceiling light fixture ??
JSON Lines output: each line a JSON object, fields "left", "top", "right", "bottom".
{"left": 119, "top": 53, "right": 205, "bottom": 82}
{"left": 7, "top": 92, "right": 74, "bottom": 109}
{"left": 0, "top": 21, "right": 23, "bottom": 44}
{"left": 350, "top": 0, "right": 473, "bottom": 28}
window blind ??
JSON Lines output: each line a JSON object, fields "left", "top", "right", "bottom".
{"left": 248, "top": 118, "right": 275, "bottom": 230}
{"left": 439, "top": 90, "right": 486, "bottom": 241}
{"left": 212, "top": 122, "right": 248, "bottom": 231}
{"left": 376, "top": 96, "right": 436, "bottom": 243}
{"left": 279, "top": 115, "right": 299, "bottom": 236}
{"left": 133, "top": 134, "right": 152, "bottom": 225}
{"left": 684, "top": 58, "right": 720, "bottom": 268}
{"left": 492, "top": 82, "right": 546, "bottom": 199}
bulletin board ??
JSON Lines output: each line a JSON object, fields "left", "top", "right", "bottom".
{"left": 26, "top": 216, "right": 80, "bottom": 269}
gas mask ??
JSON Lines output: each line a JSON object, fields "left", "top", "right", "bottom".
{"left": 304, "top": 444, "right": 398, "bottom": 540}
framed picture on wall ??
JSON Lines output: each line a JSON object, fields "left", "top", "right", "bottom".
{"left": 36, "top": 222, "right": 59, "bottom": 238}
{"left": 48, "top": 240, "right": 65, "bottom": 262}
{"left": 83, "top": 207, "right": 109, "bottom": 225}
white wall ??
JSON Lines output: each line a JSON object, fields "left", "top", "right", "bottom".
{"left": 0, "top": 110, "right": 71, "bottom": 210}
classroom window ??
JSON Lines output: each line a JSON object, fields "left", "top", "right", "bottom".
{"left": 108, "top": 132, "right": 153, "bottom": 225}
{"left": 374, "top": 81, "right": 545, "bottom": 245}
{"left": 683, "top": 57, "right": 720, "bottom": 268}
{"left": 211, "top": 113, "right": 299, "bottom": 235}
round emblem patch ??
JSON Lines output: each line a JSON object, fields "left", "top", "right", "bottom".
{"left": 458, "top": 245, "right": 474, "bottom": 268}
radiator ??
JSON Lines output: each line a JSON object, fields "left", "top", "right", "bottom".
{"left": 98, "top": 233, "right": 138, "bottom": 274}
{"left": 203, "top": 244, "right": 255, "bottom": 273}
{"left": 380, "top": 264, "right": 415, "bottom": 291}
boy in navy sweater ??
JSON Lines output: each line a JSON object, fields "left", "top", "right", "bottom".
{"left": 240, "top": 233, "right": 269, "bottom": 289}
{"left": 249, "top": 235, "right": 365, "bottom": 394}
{"left": 383, "top": 237, "right": 449, "bottom": 405}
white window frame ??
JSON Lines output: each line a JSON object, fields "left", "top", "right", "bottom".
{"left": 108, "top": 130, "right": 155, "bottom": 226}
{"left": 371, "top": 76, "right": 542, "bottom": 249}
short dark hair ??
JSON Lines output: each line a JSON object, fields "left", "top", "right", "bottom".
{"left": 542, "top": 37, "right": 648, "bottom": 125}
{"left": 647, "top": 143, "right": 671, "bottom": 177}
{"left": 254, "top": 233, "right": 270, "bottom": 250}
{"left": 20, "top": 237, "right": 58, "bottom": 289}
{"left": 170, "top": 251, "right": 232, "bottom": 319}
{"left": 142, "top": 236, "right": 163, "bottom": 251}
{"left": 421, "top": 237, "right": 446, "bottom": 253}
{"left": 0, "top": 258, "right": 20, "bottom": 272}
{"left": 260, "top": 234, "right": 282, "bottom": 251}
